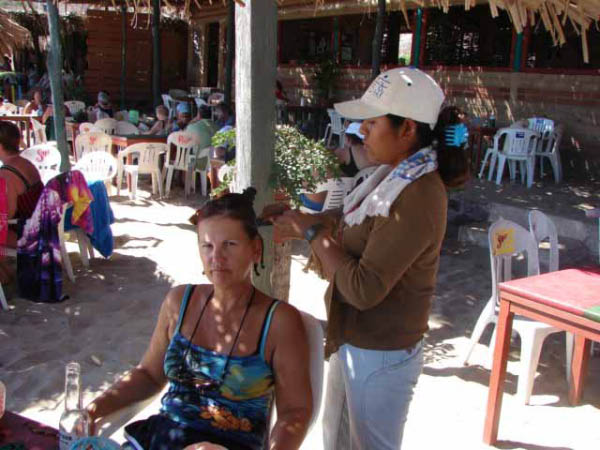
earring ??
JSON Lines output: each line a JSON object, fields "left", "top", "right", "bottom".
{"left": 202, "top": 270, "right": 206, "bottom": 275}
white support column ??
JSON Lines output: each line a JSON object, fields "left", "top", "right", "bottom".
{"left": 235, "top": 0, "right": 277, "bottom": 296}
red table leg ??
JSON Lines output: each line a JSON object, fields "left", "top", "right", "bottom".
{"left": 484, "top": 298, "right": 514, "bottom": 445}
{"left": 569, "top": 335, "right": 591, "bottom": 406}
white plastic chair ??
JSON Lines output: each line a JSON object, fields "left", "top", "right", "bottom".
{"left": 94, "top": 118, "right": 118, "bottom": 135}
{"left": 117, "top": 143, "right": 167, "bottom": 199}
{"left": 64, "top": 100, "right": 85, "bottom": 116}
{"left": 323, "top": 109, "right": 345, "bottom": 148}
{"left": 190, "top": 146, "right": 211, "bottom": 196}
{"left": 299, "top": 177, "right": 354, "bottom": 214}
{"left": 461, "top": 218, "right": 566, "bottom": 404}
{"left": 58, "top": 202, "right": 94, "bottom": 282}
{"left": 534, "top": 125, "right": 563, "bottom": 184}
{"left": 164, "top": 131, "right": 201, "bottom": 197}
{"left": 0, "top": 103, "right": 18, "bottom": 115}
{"left": 20, "top": 144, "right": 62, "bottom": 184}
{"left": 74, "top": 132, "right": 113, "bottom": 161}
{"left": 162, "top": 94, "right": 176, "bottom": 120}
{"left": 113, "top": 110, "right": 129, "bottom": 122}
{"left": 479, "top": 128, "right": 539, "bottom": 188}
{"left": 30, "top": 118, "right": 47, "bottom": 145}
{"left": 74, "top": 151, "right": 118, "bottom": 196}
{"left": 95, "top": 310, "right": 324, "bottom": 442}
{"left": 79, "top": 122, "right": 96, "bottom": 134}
{"left": 115, "top": 121, "right": 140, "bottom": 135}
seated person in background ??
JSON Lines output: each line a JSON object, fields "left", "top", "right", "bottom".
{"left": 186, "top": 105, "right": 218, "bottom": 149}
{"left": 23, "top": 88, "right": 45, "bottom": 116}
{"left": 275, "top": 80, "right": 289, "bottom": 104}
{"left": 0, "top": 56, "right": 12, "bottom": 71}
{"left": 0, "top": 122, "right": 43, "bottom": 283}
{"left": 148, "top": 105, "right": 169, "bottom": 136}
{"left": 86, "top": 189, "right": 312, "bottom": 450}
{"left": 299, "top": 121, "right": 377, "bottom": 212}
{"left": 169, "top": 102, "right": 192, "bottom": 132}
{"left": 214, "top": 102, "right": 235, "bottom": 130}
{"left": 93, "top": 91, "right": 114, "bottom": 121}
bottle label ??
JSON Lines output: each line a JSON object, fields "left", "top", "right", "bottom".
{"left": 59, "top": 430, "right": 74, "bottom": 450}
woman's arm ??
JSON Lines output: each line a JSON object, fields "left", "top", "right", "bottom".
{"left": 86, "top": 286, "right": 183, "bottom": 428}
{"left": 268, "top": 303, "right": 312, "bottom": 450}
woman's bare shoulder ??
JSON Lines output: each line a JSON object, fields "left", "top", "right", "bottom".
{"left": 163, "top": 284, "right": 212, "bottom": 314}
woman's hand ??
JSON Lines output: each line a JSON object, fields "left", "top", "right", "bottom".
{"left": 272, "top": 209, "right": 322, "bottom": 242}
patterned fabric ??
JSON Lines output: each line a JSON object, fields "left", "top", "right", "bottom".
{"left": 0, "top": 178, "right": 7, "bottom": 259}
{"left": 46, "top": 170, "right": 94, "bottom": 234}
{"left": 343, "top": 147, "right": 438, "bottom": 226}
{"left": 16, "top": 188, "right": 63, "bottom": 302}
{"left": 127, "top": 285, "right": 278, "bottom": 450}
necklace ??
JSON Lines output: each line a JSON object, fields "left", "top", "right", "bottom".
{"left": 176, "top": 285, "right": 256, "bottom": 394}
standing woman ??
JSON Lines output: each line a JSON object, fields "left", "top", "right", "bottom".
{"left": 264, "top": 68, "right": 468, "bottom": 449}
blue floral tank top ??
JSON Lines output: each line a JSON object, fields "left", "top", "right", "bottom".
{"left": 160, "top": 285, "right": 279, "bottom": 450}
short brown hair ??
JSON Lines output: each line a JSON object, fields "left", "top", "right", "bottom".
{"left": 0, "top": 122, "right": 21, "bottom": 153}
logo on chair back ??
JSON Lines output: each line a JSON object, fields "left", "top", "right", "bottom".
{"left": 515, "top": 132, "right": 525, "bottom": 139}
{"left": 178, "top": 135, "right": 192, "bottom": 145}
{"left": 492, "top": 228, "right": 515, "bottom": 256}
{"left": 36, "top": 149, "right": 49, "bottom": 162}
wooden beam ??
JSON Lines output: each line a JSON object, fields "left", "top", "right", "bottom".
{"left": 224, "top": 0, "right": 234, "bottom": 106}
{"left": 371, "top": 0, "right": 386, "bottom": 79}
{"left": 235, "top": 0, "right": 277, "bottom": 296}
{"left": 120, "top": 3, "right": 127, "bottom": 110}
{"left": 46, "top": 0, "right": 70, "bottom": 172}
{"left": 152, "top": 0, "right": 161, "bottom": 107}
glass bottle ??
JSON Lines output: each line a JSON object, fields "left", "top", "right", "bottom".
{"left": 59, "top": 362, "right": 90, "bottom": 450}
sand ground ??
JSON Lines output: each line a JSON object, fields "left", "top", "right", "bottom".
{"left": 1, "top": 180, "right": 599, "bottom": 450}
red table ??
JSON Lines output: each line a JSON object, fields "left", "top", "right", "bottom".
{"left": 468, "top": 125, "right": 497, "bottom": 174}
{"left": 484, "top": 268, "right": 600, "bottom": 445}
{"left": 0, "top": 411, "right": 58, "bottom": 448}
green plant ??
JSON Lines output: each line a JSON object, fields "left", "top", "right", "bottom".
{"left": 313, "top": 55, "right": 341, "bottom": 102}
{"left": 210, "top": 125, "right": 341, "bottom": 207}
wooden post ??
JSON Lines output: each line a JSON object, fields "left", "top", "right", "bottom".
{"left": 120, "top": 4, "right": 127, "bottom": 110}
{"left": 152, "top": 0, "right": 161, "bottom": 107}
{"left": 224, "top": 0, "right": 235, "bottom": 107}
{"left": 235, "top": 0, "right": 277, "bottom": 296}
{"left": 513, "top": 32, "right": 524, "bottom": 72}
{"left": 412, "top": 8, "right": 423, "bottom": 67}
{"left": 46, "top": 0, "right": 70, "bottom": 172}
{"left": 371, "top": 0, "right": 386, "bottom": 79}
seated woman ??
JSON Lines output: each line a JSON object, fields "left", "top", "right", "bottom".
{"left": 23, "top": 88, "right": 45, "bottom": 116}
{"left": 93, "top": 91, "right": 114, "bottom": 121}
{"left": 148, "top": 105, "right": 169, "bottom": 136}
{"left": 0, "top": 122, "right": 43, "bottom": 283}
{"left": 300, "top": 122, "right": 376, "bottom": 212}
{"left": 87, "top": 188, "right": 312, "bottom": 450}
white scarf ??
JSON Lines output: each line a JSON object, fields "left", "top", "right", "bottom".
{"left": 343, "top": 147, "right": 438, "bottom": 226}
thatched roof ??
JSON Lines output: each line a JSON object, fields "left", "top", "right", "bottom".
{"left": 0, "top": 7, "right": 31, "bottom": 55}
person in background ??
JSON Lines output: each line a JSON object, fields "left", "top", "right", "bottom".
{"left": 169, "top": 102, "right": 192, "bottom": 132}
{"left": 263, "top": 68, "right": 469, "bottom": 449}
{"left": 27, "top": 63, "right": 39, "bottom": 90}
{"left": 275, "top": 80, "right": 289, "bottom": 104}
{"left": 0, "top": 56, "right": 11, "bottom": 71}
{"left": 93, "top": 91, "right": 114, "bottom": 121}
{"left": 186, "top": 105, "right": 218, "bottom": 149}
{"left": 0, "top": 122, "right": 43, "bottom": 284}
{"left": 148, "top": 105, "right": 169, "bottom": 136}
{"left": 214, "top": 102, "right": 235, "bottom": 130}
{"left": 298, "top": 122, "right": 377, "bottom": 213}
{"left": 23, "top": 88, "right": 46, "bottom": 117}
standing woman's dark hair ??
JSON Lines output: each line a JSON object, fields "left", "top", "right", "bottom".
{"left": 190, "top": 187, "right": 265, "bottom": 275}
{"left": 0, "top": 121, "right": 21, "bottom": 153}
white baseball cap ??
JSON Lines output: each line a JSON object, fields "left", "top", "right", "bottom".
{"left": 345, "top": 122, "right": 364, "bottom": 139}
{"left": 334, "top": 68, "right": 445, "bottom": 126}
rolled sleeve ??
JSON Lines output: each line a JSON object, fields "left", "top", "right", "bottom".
{"left": 332, "top": 200, "right": 435, "bottom": 311}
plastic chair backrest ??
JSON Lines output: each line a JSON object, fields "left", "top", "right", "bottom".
{"left": 120, "top": 142, "right": 167, "bottom": 172}
{"left": 74, "top": 151, "right": 118, "bottom": 183}
{"left": 322, "top": 177, "right": 354, "bottom": 211}
{"left": 498, "top": 128, "right": 539, "bottom": 157}
{"left": 207, "top": 92, "right": 224, "bottom": 105}
{"left": 528, "top": 210, "right": 559, "bottom": 273}
{"left": 64, "top": 100, "right": 85, "bottom": 116}
{"left": 94, "top": 118, "right": 118, "bottom": 135}
{"left": 21, "top": 144, "right": 61, "bottom": 171}
{"left": 488, "top": 219, "right": 540, "bottom": 307}
{"left": 0, "top": 103, "right": 18, "bottom": 115}
{"left": 75, "top": 132, "right": 113, "bottom": 160}
{"left": 115, "top": 121, "right": 139, "bottom": 135}
{"left": 113, "top": 110, "right": 129, "bottom": 122}
{"left": 528, "top": 117, "right": 554, "bottom": 136}
{"left": 327, "top": 108, "right": 344, "bottom": 134}
{"left": 30, "top": 118, "right": 47, "bottom": 144}
{"left": 169, "top": 89, "right": 188, "bottom": 99}
{"left": 79, "top": 122, "right": 95, "bottom": 133}
{"left": 167, "top": 131, "right": 200, "bottom": 170}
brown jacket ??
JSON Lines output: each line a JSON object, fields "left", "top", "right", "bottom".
{"left": 324, "top": 171, "right": 447, "bottom": 357}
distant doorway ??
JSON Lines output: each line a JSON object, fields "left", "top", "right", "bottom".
{"left": 207, "top": 22, "right": 220, "bottom": 87}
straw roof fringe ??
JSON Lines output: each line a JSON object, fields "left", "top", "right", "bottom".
{"left": 0, "top": 7, "right": 32, "bottom": 55}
